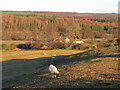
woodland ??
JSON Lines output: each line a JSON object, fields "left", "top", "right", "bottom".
{"left": 2, "top": 11, "right": 118, "bottom": 41}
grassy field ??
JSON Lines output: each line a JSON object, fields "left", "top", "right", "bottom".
{"left": 2, "top": 40, "right": 28, "bottom": 45}
{"left": 2, "top": 49, "right": 82, "bottom": 61}
{"left": 2, "top": 40, "right": 120, "bottom": 88}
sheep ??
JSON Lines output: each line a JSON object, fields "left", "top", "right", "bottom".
{"left": 53, "top": 54, "right": 56, "bottom": 56}
{"left": 48, "top": 64, "right": 60, "bottom": 78}
{"left": 75, "top": 41, "right": 84, "bottom": 43}
{"left": 43, "top": 53, "right": 46, "bottom": 55}
{"left": 73, "top": 52, "right": 76, "bottom": 54}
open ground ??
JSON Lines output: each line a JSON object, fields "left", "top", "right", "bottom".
{"left": 2, "top": 42, "right": 120, "bottom": 88}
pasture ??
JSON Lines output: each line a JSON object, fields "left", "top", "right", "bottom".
{"left": 2, "top": 40, "right": 120, "bottom": 88}
{"left": 1, "top": 11, "right": 118, "bottom": 89}
{"left": 2, "top": 49, "right": 82, "bottom": 61}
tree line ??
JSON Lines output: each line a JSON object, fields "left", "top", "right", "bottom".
{"left": 2, "top": 12, "right": 118, "bottom": 41}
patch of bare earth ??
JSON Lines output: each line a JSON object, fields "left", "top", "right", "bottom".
{"left": 3, "top": 47, "right": 120, "bottom": 88}
{"left": 42, "top": 57, "right": 119, "bottom": 88}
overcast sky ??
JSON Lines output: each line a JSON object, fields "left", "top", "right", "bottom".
{"left": 0, "top": 0, "right": 119, "bottom": 13}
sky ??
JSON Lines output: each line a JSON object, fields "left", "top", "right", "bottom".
{"left": 0, "top": 0, "right": 119, "bottom": 13}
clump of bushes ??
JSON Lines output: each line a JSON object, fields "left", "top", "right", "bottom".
{"left": 64, "top": 42, "right": 71, "bottom": 49}
{"left": 2, "top": 43, "right": 7, "bottom": 49}
{"left": 17, "top": 41, "right": 43, "bottom": 50}
{"left": 116, "top": 38, "right": 120, "bottom": 43}
{"left": 26, "top": 41, "right": 43, "bottom": 49}
{"left": 72, "top": 44, "right": 84, "bottom": 50}
{"left": 29, "top": 41, "right": 43, "bottom": 49}
{"left": 97, "top": 39, "right": 117, "bottom": 49}
{"left": 17, "top": 44, "right": 26, "bottom": 49}
{"left": 48, "top": 41, "right": 65, "bottom": 49}
{"left": 67, "top": 43, "right": 84, "bottom": 50}
{"left": 97, "top": 43, "right": 113, "bottom": 49}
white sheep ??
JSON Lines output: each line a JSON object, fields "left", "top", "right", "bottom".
{"left": 43, "top": 53, "right": 46, "bottom": 55}
{"left": 53, "top": 54, "right": 56, "bottom": 56}
{"left": 73, "top": 52, "right": 76, "bottom": 54}
{"left": 49, "top": 64, "right": 60, "bottom": 78}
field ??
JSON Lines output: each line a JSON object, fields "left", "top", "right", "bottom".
{"left": 2, "top": 40, "right": 120, "bottom": 88}
{"left": 1, "top": 10, "right": 119, "bottom": 89}
{"left": 2, "top": 40, "right": 28, "bottom": 45}
{"left": 2, "top": 49, "right": 82, "bottom": 61}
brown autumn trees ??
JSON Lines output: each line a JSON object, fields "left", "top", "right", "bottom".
{"left": 2, "top": 12, "right": 118, "bottom": 41}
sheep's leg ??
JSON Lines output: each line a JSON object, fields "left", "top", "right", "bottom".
{"left": 54, "top": 73, "right": 56, "bottom": 78}
{"left": 51, "top": 73, "right": 55, "bottom": 78}
{"left": 51, "top": 73, "right": 59, "bottom": 78}
{"left": 56, "top": 74, "right": 60, "bottom": 78}
{"left": 52, "top": 75, "right": 55, "bottom": 78}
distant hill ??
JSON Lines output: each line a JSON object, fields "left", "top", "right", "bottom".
{"left": 2, "top": 11, "right": 118, "bottom": 41}
{"left": 1, "top": 11, "right": 118, "bottom": 18}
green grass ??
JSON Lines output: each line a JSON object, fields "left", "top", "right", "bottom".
{"left": 1, "top": 11, "right": 37, "bottom": 16}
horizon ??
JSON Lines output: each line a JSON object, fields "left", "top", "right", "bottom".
{"left": 0, "top": 0, "right": 119, "bottom": 13}
{"left": 1, "top": 10, "right": 118, "bottom": 14}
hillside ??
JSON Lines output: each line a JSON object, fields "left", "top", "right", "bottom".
{"left": 2, "top": 46, "right": 120, "bottom": 88}
{"left": 2, "top": 11, "right": 118, "bottom": 18}
{"left": 2, "top": 11, "right": 119, "bottom": 89}
{"left": 2, "top": 11, "right": 118, "bottom": 41}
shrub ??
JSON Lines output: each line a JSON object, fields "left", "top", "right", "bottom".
{"left": 2, "top": 43, "right": 7, "bottom": 49}
{"left": 24, "top": 41, "right": 43, "bottom": 49}
{"left": 66, "top": 43, "right": 89, "bottom": 50}
{"left": 116, "top": 38, "right": 120, "bottom": 44}
{"left": 2, "top": 43, "right": 17, "bottom": 50}
{"left": 107, "top": 39, "right": 114, "bottom": 43}
{"left": 97, "top": 40, "right": 101, "bottom": 43}
{"left": 83, "top": 46, "right": 90, "bottom": 50}
{"left": 17, "top": 44, "right": 26, "bottom": 49}
{"left": 97, "top": 42, "right": 113, "bottom": 49}
{"left": 91, "top": 45, "right": 97, "bottom": 49}
{"left": 48, "top": 41, "right": 65, "bottom": 49}
{"left": 32, "top": 41, "right": 43, "bottom": 49}
{"left": 25, "top": 42, "right": 32, "bottom": 49}
{"left": 71, "top": 44, "right": 84, "bottom": 50}
{"left": 64, "top": 42, "right": 71, "bottom": 49}
{"left": 114, "top": 42, "right": 118, "bottom": 46}
{"left": 104, "top": 43, "right": 114, "bottom": 48}
{"left": 97, "top": 43, "right": 104, "bottom": 49}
